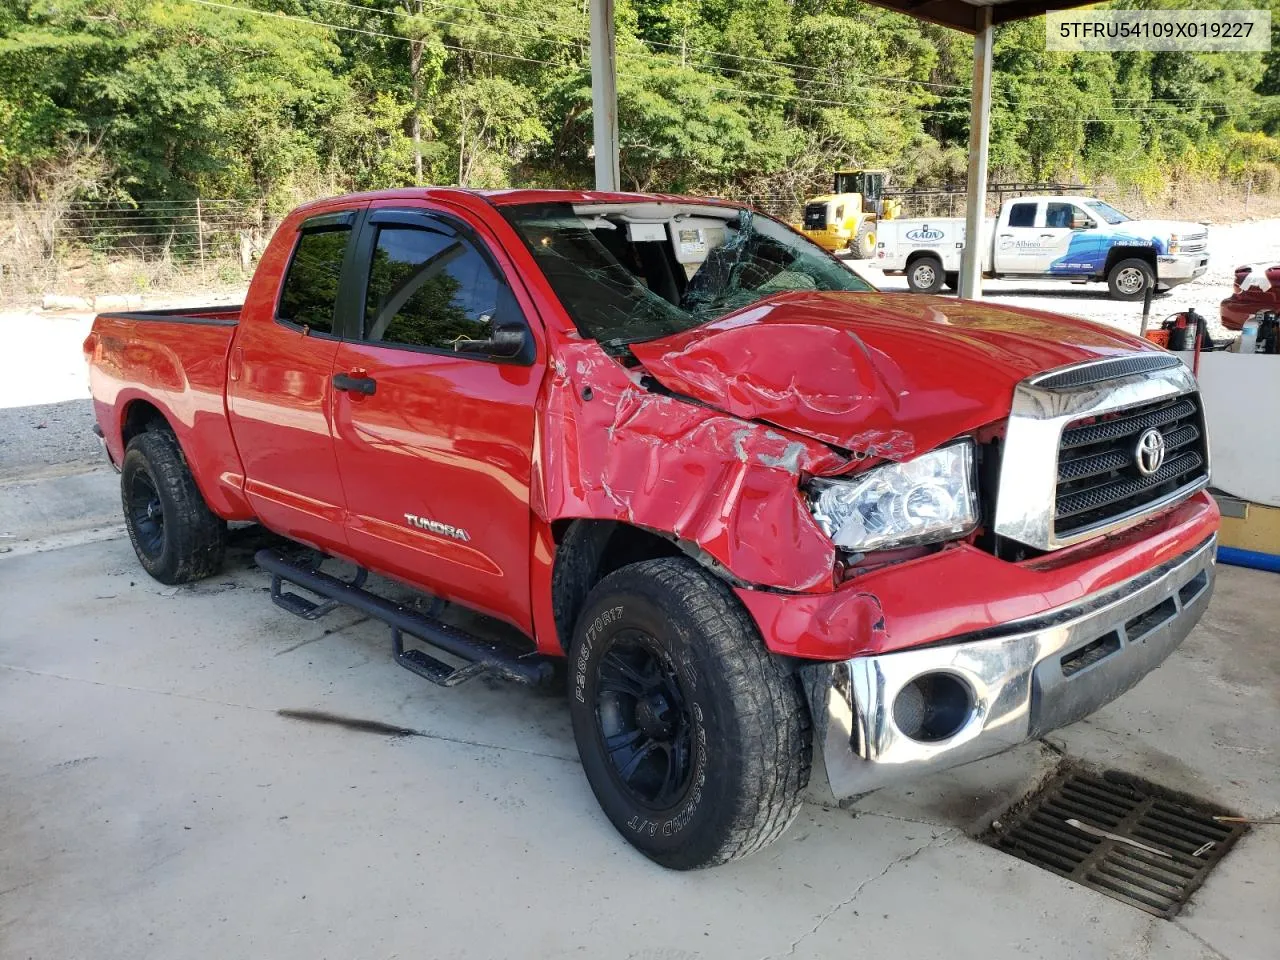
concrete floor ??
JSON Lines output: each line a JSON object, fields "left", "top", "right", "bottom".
{"left": 2, "top": 509, "right": 1277, "bottom": 959}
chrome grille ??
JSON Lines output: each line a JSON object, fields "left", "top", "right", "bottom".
{"left": 1179, "top": 233, "right": 1207, "bottom": 254}
{"left": 1055, "top": 395, "right": 1208, "bottom": 537}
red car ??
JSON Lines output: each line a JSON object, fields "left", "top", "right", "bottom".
{"left": 85, "top": 188, "right": 1219, "bottom": 868}
{"left": 1221, "top": 263, "right": 1280, "bottom": 329}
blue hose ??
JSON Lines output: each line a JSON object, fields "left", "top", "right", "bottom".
{"left": 1217, "top": 546, "right": 1280, "bottom": 573}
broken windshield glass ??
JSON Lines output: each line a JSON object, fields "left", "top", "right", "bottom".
{"left": 500, "top": 202, "right": 874, "bottom": 348}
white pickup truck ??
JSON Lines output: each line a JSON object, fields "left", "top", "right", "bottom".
{"left": 874, "top": 195, "right": 1209, "bottom": 300}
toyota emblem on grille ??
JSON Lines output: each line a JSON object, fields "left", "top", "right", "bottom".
{"left": 1135, "top": 428, "right": 1167, "bottom": 476}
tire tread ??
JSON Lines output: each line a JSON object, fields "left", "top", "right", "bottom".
{"left": 122, "top": 429, "right": 226, "bottom": 584}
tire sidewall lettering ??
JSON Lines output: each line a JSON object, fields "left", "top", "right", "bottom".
{"left": 574, "top": 603, "right": 624, "bottom": 703}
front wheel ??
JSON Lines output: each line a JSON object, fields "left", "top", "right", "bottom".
{"left": 568, "top": 557, "right": 811, "bottom": 869}
{"left": 1107, "top": 258, "right": 1155, "bottom": 301}
{"left": 907, "top": 256, "right": 945, "bottom": 294}
{"left": 850, "top": 220, "right": 876, "bottom": 259}
{"left": 121, "top": 429, "right": 227, "bottom": 584}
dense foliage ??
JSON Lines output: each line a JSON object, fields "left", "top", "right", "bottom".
{"left": 2, "top": 0, "right": 1279, "bottom": 208}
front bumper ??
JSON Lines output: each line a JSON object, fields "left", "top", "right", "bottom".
{"left": 801, "top": 535, "right": 1216, "bottom": 799}
{"left": 1158, "top": 254, "right": 1208, "bottom": 285}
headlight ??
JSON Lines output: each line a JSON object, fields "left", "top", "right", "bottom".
{"left": 1168, "top": 234, "right": 1180, "bottom": 254}
{"left": 807, "top": 441, "right": 978, "bottom": 552}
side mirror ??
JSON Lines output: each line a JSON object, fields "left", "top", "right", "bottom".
{"left": 1073, "top": 217, "right": 1096, "bottom": 230}
{"left": 453, "top": 318, "right": 529, "bottom": 359}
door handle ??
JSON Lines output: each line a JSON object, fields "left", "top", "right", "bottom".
{"left": 333, "top": 372, "right": 377, "bottom": 396}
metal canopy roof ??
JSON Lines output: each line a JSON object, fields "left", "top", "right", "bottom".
{"left": 860, "top": 0, "right": 1099, "bottom": 34}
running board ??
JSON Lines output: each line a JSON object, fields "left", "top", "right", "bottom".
{"left": 255, "top": 549, "right": 554, "bottom": 687}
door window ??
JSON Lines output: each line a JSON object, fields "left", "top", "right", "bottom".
{"left": 362, "top": 225, "right": 514, "bottom": 352}
{"left": 1045, "top": 203, "right": 1076, "bottom": 229}
{"left": 1006, "top": 203, "right": 1037, "bottom": 228}
{"left": 278, "top": 226, "right": 351, "bottom": 334}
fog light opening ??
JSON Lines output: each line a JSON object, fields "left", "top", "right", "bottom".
{"left": 893, "top": 672, "right": 973, "bottom": 743}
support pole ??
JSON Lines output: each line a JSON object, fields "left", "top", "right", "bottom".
{"left": 589, "top": 0, "right": 620, "bottom": 191}
{"left": 959, "top": 5, "right": 994, "bottom": 300}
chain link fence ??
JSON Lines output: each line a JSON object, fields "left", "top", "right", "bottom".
{"left": 0, "top": 199, "right": 272, "bottom": 303}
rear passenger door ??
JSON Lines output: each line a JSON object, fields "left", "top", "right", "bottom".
{"left": 328, "top": 205, "right": 543, "bottom": 633}
{"left": 993, "top": 200, "right": 1043, "bottom": 275}
{"left": 227, "top": 208, "right": 363, "bottom": 552}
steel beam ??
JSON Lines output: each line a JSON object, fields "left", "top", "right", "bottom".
{"left": 589, "top": 0, "right": 620, "bottom": 191}
{"left": 959, "top": 4, "right": 994, "bottom": 300}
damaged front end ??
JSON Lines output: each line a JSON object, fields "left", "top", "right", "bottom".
{"left": 800, "top": 536, "right": 1215, "bottom": 798}
{"left": 502, "top": 196, "right": 1219, "bottom": 801}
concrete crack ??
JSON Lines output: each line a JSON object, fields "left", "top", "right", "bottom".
{"left": 0, "top": 662, "right": 579, "bottom": 765}
{"left": 1171, "top": 922, "right": 1232, "bottom": 960}
{"left": 273, "top": 615, "right": 372, "bottom": 656}
{"left": 765, "top": 831, "right": 957, "bottom": 960}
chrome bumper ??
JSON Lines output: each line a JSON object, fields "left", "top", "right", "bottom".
{"left": 1158, "top": 254, "right": 1209, "bottom": 284}
{"left": 801, "top": 536, "right": 1216, "bottom": 799}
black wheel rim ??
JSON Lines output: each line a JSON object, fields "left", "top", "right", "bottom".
{"left": 127, "top": 469, "right": 165, "bottom": 559}
{"left": 594, "top": 630, "right": 695, "bottom": 810}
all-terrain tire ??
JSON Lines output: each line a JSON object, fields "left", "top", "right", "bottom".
{"left": 568, "top": 557, "right": 811, "bottom": 869}
{"left": 120, "top": 429, "right": 227, "bottom": 584}
{"left": 1107, "top": 258, "right": 1155, "bottom": 301}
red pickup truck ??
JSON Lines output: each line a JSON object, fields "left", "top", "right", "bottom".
{"left": 86, "top": 188, "right": 1219, "bottom": 869}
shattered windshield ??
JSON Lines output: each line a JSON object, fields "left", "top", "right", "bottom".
{"left": 500, "top": 202, "right": 874, "bottom": 347}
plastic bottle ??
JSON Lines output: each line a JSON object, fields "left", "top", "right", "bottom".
{"left": 1239, "top": 318, "right": 1260, "bottom": 354}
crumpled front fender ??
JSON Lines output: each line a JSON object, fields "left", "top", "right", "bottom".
{"left": 533, "top": 340, "right": 849, "bottom": 593}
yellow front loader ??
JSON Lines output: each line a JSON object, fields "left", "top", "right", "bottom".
{"left": 796, "top": 169, "right": 902, "bottom": 259}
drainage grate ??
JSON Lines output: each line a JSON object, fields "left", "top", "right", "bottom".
{"left": 990, "top": 770, "right": 1248, "bottom": 918}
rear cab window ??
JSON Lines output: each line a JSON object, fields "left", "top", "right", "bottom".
{"left": 278, "top": 221, "right": 353, "bottom": 335}
{"left": 1006, "top": 203, "right": 1037, "bottom": 228}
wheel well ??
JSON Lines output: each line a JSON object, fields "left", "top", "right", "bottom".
{"left": 906, "top": 250, "right": 942, "bottom": 269}
{"left": 121, "top": 400, "right": 172, "bottom": 446}
{"left": 550, "top": 519, "right": 684, "bottom": 655}
{"left": 1103, "top": 245, "right": 1157, "bottom": 278}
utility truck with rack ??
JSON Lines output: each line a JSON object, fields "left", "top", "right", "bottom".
{"left": 86, "top": 187, "right": 1218, "bottom": 870}
{"left": 875, "top": 195, "right": 1209, "bottom": 299}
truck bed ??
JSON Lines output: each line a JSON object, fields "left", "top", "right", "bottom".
{"left": 85, "top": 304, "right": 250, "bottom": 517}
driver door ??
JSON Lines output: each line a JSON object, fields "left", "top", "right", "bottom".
{"left": 329, "top": 204, "right": 542, "bottom": 633}
{"left": 1039, "top": 201, "right": 1089, "bottom": 275}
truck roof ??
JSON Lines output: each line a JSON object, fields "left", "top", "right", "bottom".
{"left": 287, "top": 186, "right": 722, "bottom": 216}
{"left": 1009, "top": 195, "right": 1102, "bottom": 204}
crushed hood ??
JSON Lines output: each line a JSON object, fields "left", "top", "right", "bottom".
{"left": 627, "top": 291, "right": 1158, "bottom": 460}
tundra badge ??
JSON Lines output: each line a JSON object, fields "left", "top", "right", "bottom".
{"left": 404, "top": 514, "right": 471, "bottom": 542}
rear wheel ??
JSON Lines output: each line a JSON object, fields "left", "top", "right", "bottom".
{"left": 907, "top": 255, "right": 945, "bottom": 294}
{"left": 1107, "top": 258, "right": 1155, "bottom": 301}
{"left": 568, "top": 557, "right": 811, "bottom": 869}
{"left": 121, "top": 429, "right": 227, "bottom": 584}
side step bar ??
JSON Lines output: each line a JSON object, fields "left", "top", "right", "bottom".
{"left": 255, "top": 549, "right": 554, "bottom": 687}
